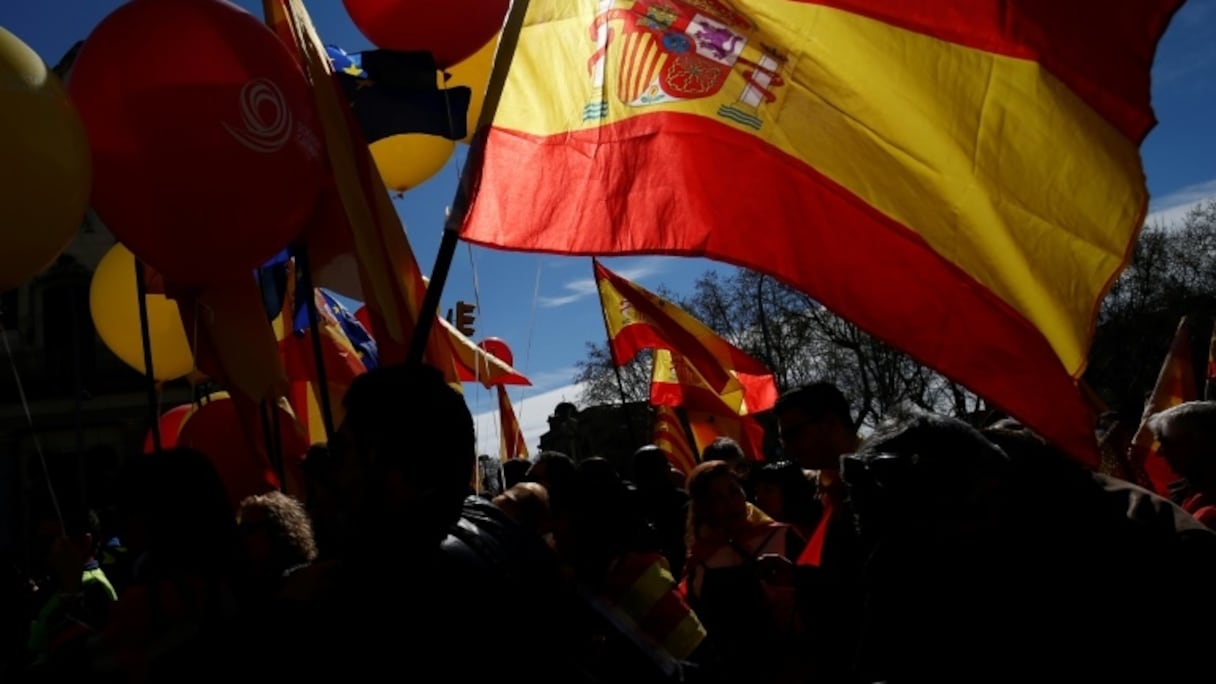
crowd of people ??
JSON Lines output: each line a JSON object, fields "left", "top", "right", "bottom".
{"left": 5, "top": 364, "right": 1216, "bottom": 682}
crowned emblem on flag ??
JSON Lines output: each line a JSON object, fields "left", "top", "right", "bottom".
{"left": 587, "top": 0, "right": 786, "bottom": 129}
{"left": 619, "top": 298, "right": 637, "bottom": 323}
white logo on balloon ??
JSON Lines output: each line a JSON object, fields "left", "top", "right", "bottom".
{"left": 222, "top": 78, "right": 293, "bottom": 153}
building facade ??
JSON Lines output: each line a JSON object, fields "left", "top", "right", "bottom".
{"left": 0, "top": 212, "right": 191, "bottom": 555}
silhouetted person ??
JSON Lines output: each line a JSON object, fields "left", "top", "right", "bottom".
{"left": 631, "top": 445, "right": 690, "bottom": 578}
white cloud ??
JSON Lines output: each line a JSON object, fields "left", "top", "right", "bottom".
{"left": 472, "top": 381, "right": 586, "bottom": 458}
{"left": 537, "top": 259, "right": 671, "bottom": 308}
{"left": 518, "top": 366, "right": 580, "bottom": 392}
{"left": 1146, "top": 178, "right": 1216, "bottom": 228}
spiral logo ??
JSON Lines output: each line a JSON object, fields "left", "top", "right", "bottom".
{"left": 222, "top": 78, "right": 293, "bottom": 154}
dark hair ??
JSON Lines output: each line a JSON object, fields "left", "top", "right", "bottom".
{"left": 116, "top": 448, "right": 241, "bottom": 578}
{"left": 342, "top": 363, "right": 475, "bottom": 493}
{"left": 701, "top": 437, "right": 745, "bottom": 464}
{"left": 752, "top": 460, "right": 819, "bottom": 526}
{"left": 845, "top": 411, "right": 1012, "bottom": 540}
{"left": 775, "top": 381, "right": 855, "bottom": 432}
{"left": 564, "top": 458, "right": 656, "bottom": 583}
{"left": 632, "top": 445, "right": 674, "bottom": 487}
{"left": 501, "top": 458, "right": 532, "bottom": 489}
{"left": 527, "top": 451, "right": 577, "bottom": 510}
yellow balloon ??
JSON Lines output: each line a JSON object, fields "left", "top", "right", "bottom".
{"left": 445, "top": 35, "right": 499, "bottom": 144}
{"left": 369, "top": 134, "right": 455, "bottom": 193}
{"left": 0, "top": 28, "right": 91, "bottom": 291}
{"left": 90, "top": 243, "right": 194, "bottom": 381}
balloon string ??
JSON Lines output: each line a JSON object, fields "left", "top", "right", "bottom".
{"left": 0, "top": 311, "right": 65, "bottom": 530}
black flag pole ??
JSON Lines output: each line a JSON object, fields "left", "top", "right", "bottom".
{"left": 405, "top": 0, "right": 533, "bottom": 366}
{"left": 134, "top": 258, "right": 162, "bottom": 453}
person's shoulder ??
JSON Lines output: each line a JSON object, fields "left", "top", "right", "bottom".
{"left": 1093, "top": 472, "right": 1216, "bottom": 537}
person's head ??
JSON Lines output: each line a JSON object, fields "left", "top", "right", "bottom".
{"left": 115, "top": 448, "right": 240, "bottom": 577}
{"left": 631, "top": 445, "right": 674, "bottom": 490}
{"left": 502, "top": 458, "right": 532, "bottom": 489}
{"left": 331, "top": 363, "right": 475, "bottom": 549}
{"left": 845, "top": 411, "right": 1014, "bottom": 548}
{"left": 701, "top": 437, "right": 746, "bottom": 467}
{"left": 526, "top": 451, "right": 576, "bottom": 504}
{"left": 752, "top": 460, "right": 818, "bottom": 526}
{"left": 238, "top": 491, "right": 318, "bottom": 578}
{"left": 775, "top": 382, "right": 856, "bottom": 470}
{"left": 687, "top": 460, "right": 749, "bottom": 533}
{"left": 493, "top": 482, "right": 552, "bottom": 535}
{"left": 1148, "top": 401, "right": 1216, "bottom": 487}
{"left": 557, "top": 459, "right": 653, "bottom": 581}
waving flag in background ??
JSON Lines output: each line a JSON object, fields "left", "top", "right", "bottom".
{"left": 459, "top": 0, "right": 1183, "bottom": 465}
{"left": 653, "top": 405, "right": 698, "bottom": 476}
{"left": 652, "top": 349, "right": 767, "bottom": 461}
{"left": 1129, "top": 317, "right": 1194, "bottom": 495}
{"left": 497, "top": 385, "right": 530, "bottom": 462}
{"left": 595, "top": 260, "right": 776, "bottom": 413}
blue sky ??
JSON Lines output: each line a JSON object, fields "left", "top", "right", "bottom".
{"left": 5, "top": 0, "right": 1216, "bottom": 455}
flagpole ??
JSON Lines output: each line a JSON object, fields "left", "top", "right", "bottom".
{"left": 295, "top": 243, "right": 336, "bottom": 441}
{"left": 407, "top": 0, "right": 533, "bottom": 366}
{"left": 134, "top": 258, "right": 162, "bottom": 453}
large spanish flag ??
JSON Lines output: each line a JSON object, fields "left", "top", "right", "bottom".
{"left": 460, "top": 0, "right": 1181, "bottom": 464}
{"left": 597, "top": 260, "right": 776, "bottom": 412}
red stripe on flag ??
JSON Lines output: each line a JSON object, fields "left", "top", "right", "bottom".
{"left": 798, "top": 0, "right": 1183, "bottom": 141}
{"left": 464, "top": 114, "right": 1099, "bottom": 465}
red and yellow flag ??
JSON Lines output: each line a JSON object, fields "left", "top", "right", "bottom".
{"left": 596, "top": 261, "right": 776, "bottom": 412}
{"left": 497, "top": 385, "right": 530, "bottom": 462}
{"left": 687, "top": 411, "right": 766, "bottom": 464}
{"left": 447, "top": 318, "right": 533, "bottom": 387}
{"left": 650, "top": 349, "right": 757, "bottom": 416}
{"left": 460, "top": 0, "right": 1182, "bottom": 465}
{"left": 654, "top": 405, "right": 698, "bottom": 477}
{"left": 271, "top": 259, "right": 368, "bottom": 444}
{"left": 652, "top": 349, "right": 765, "bottom": 460}
{"left": 1129, "top": 317, "right": 1194, "bottom": 495}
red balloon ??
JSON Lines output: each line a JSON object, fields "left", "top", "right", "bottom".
{"left": 67, "top": 0, "right": 324, "bottom": 287}
{"left": 176, "top": 397, "right": 309, "bottom": 510}
{"left": 142, "top": 404, "right": 193, "bottom": 454}
{"left": 479, "top": 337, "right": 514, "bottom": 367}
{"left": 342, "top": 0, "right": 508, "bottom": 67}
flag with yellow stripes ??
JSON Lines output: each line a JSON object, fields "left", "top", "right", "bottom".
{"left": 459, "top": 0, "right": 1183, "bottom": 465}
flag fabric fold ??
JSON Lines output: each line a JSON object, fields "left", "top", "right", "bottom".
{"left": 445, "top": 317, "right": 533, "bottom": 387}
{"left": 653, "top": 347, "right": 767, "bottom": 461}
{"left": 264, "top": 0, "right": 457, "bottom": 385}
{"left": 460, "top": 0, "right": 1183, "bottom": 465}
{"left": 653, "top": 405, "right": 698, "bottom": 477}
